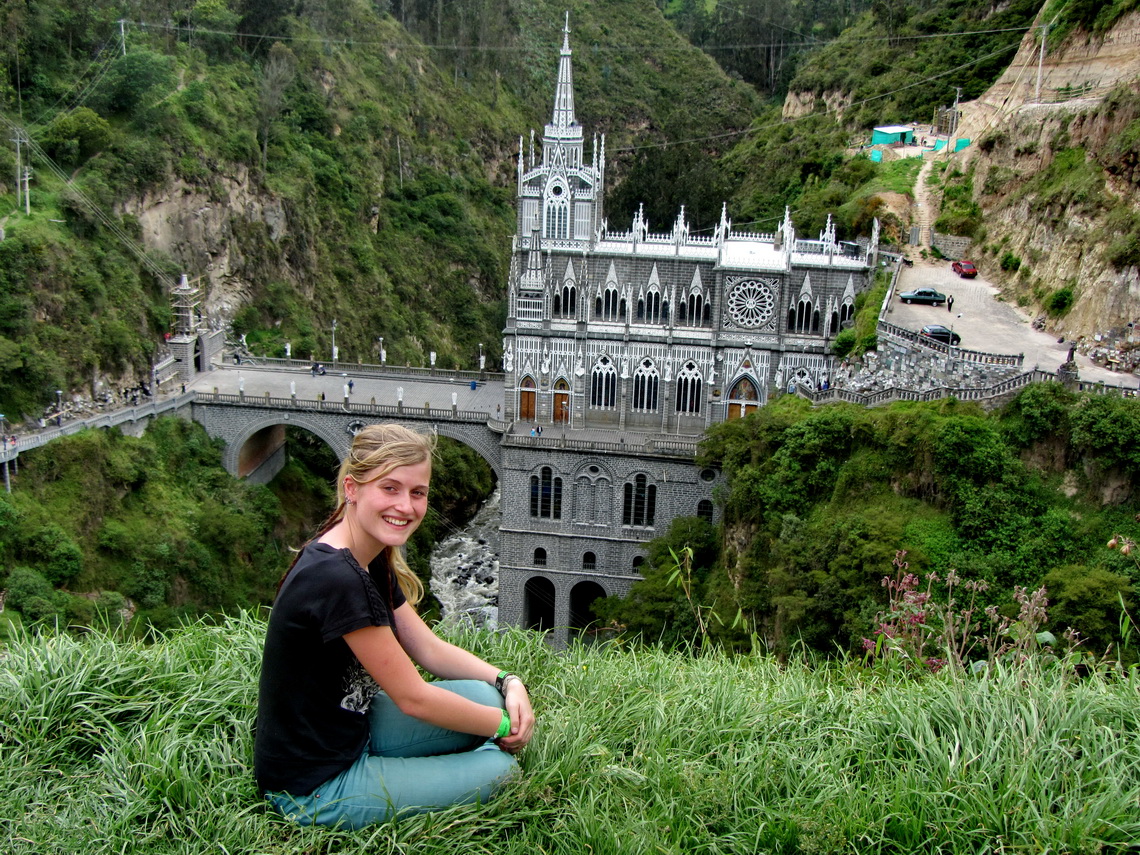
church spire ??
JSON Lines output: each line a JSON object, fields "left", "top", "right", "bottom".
{"left": 548, "top": 13, "right": 577, "bottom": 137}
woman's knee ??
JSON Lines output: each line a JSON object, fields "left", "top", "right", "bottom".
{"left": 434, "top": 678, "right": 503, "bottom": 707}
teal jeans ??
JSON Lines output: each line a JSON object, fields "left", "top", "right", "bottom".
{"left": 267, "top": 680, "right": 519, "bottom": 829}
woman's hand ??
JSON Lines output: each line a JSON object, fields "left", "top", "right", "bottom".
{"left": 496, "top": 680, "right": 535, "bottom": 754}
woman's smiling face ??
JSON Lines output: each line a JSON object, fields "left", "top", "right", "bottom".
{"left": 345, "top": 459, "right": 431, "bottom": 552}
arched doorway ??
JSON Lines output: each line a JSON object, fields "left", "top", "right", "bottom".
{"left": 553, "top": 378, "right": 570, "bottom": 424}
{"left": 569, "top": 580, "right": 607, "bottom": 644}
{"left": 523, "top": 576, "right": 555, "bottom": 633}
{"left": 727, "top": 376, "right": 760, "bottom": 420}
{"left": 519, "top": 376, "right": 537, "bottom": 422}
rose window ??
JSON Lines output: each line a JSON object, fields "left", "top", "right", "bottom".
{"left": 727, "top": 279, "right": 776, "bottom": 328}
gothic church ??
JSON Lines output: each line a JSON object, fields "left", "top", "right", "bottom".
{"left": 495, "top": 20, "right": 878, "bottom": 644}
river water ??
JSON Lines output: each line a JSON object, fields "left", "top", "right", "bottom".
{"left": 429, "top": 488, "right": 501, "bottom": 630}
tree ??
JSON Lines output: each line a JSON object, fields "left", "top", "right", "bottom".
{"left": 257, "top": 41, "right": 297, "bottom": 170}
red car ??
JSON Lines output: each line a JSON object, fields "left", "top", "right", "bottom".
{"left": 952, "top": 260, "right": 977, "bottom": 278}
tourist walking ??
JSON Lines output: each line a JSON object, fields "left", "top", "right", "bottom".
{"left": 947, "top": 295, "right": 954, "bottom": 312}
{"left": 255, "top": 424, "right": 533, "bottom": 829}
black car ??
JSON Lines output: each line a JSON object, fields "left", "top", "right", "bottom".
{"left": 920, "top": 324, "right": 961, "bottom": 345}
{"left": 899, "top": 287, "right": 946, "bottom": 306}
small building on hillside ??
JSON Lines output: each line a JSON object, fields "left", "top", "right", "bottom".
{"left": 871, "top": 125, "right": 915, "bottom": 146}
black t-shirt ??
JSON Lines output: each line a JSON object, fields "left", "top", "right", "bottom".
{"left": 254, "top": 541, "right": 407, "bottom": 795}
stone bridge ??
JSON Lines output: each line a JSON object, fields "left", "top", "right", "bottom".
{"left": 191, "top": 390, "right": 505, "bottom": 484}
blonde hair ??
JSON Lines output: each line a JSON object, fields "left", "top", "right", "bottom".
{"left": 295, "top": 423, "right": 436, "bottom": 605}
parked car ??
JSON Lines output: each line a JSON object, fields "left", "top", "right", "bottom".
{"left": 920, "top": 324, "right": 961, "bottom": 345}
{"left": 899, "top": 287, "right": 946, "bottom": 306}
{"left": 952, "top": 260, "right": 977, "bottom": 278}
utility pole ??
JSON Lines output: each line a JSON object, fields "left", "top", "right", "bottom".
{"left": 10, "top": 131, "right": 23, "bottom": 209}
{"left": 947, "top": 87, "right": 962, "bottom": 160}
{"left": 119, "top": 19, "right": 128, "bottom": 56}
{"left": 22, "top": 166, "right": 31, "bottom": 215}
{"left": 1035, "top": 24, "right": 1048, "bottom": 103}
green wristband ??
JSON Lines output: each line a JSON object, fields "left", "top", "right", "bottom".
{"left": 495, "top": 709, "right": 511, "bottom": 739}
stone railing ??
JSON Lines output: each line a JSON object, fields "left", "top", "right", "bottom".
{"left": 229, "top": 355, "right": 503, "bottom": 384}
{"left": 0, "top": 394, "right": 194, "bottom": 465}
{"left": 804, "top": 369, "right": 1138, "bottom": 408}
{"left": 201, "top": 390, "right": 491, "bottom": 423}
{"left": 501, "top": 431, "right": 699, "bottom": 459}
{"left": 878, "top": 320, "right": 1025, "bottom": 366}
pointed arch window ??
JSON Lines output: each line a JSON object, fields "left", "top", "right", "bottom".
{"left": 675, "top": 361, "right": 702, "bottom": 415}
{"left": 590, "top": 356, "right": 617, "bottom": 408}
{"left": 840, "top": 300, "right": 855, "bottom": 327}
{"left": 557, "top": 281, "right": 576, "bottom": 318}
{"left": 638, "top": 289, "right": 661, "bottom": 324}
{"left": 632, "top": 358, "right": 659, "bottom": 411}
{"left": 687, "top": 291, "right": 706, "bottom": 327}
{"left": 597, "top": 285, "right": 622, "bottom": 321}
{"left": 544, "top": 187, "right": 569, "bottom": 240}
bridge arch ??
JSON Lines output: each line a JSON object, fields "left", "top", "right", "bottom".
{"left": 191, "top": 401, "right": 503, "bottom": 483}
{"left": 221, "top": 412, "right": 350, "bottom": 480}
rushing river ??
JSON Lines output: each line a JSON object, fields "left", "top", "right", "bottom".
{"left": 429, "top": 488, "right": 501, "bottom": 630}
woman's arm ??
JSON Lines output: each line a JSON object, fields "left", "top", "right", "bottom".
{"left": 343, "top": 623, "right": 503, "bottom": 738}
{"left": 393, "top": 603, "right": 535, "bottom": 752}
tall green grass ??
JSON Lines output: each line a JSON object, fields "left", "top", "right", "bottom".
{"left": 2, "top": 616, "right": 1139, "bottom": 854}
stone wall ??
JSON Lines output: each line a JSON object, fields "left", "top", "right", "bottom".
{"left": 932, "top": 232, "right": 972, "bottom": 260}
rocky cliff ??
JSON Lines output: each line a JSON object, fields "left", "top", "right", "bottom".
{"left": 957, "top": 10, "right": 1140, "bottom": 343}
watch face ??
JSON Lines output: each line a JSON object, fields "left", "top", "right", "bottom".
{"left": 727, "top": 278, "right": 777, "bottom": 329}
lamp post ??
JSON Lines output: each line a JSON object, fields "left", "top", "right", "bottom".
{"left": 55, "top": 390, "right": 62, "bottom": 426}
{"left": 478, "top": 342, "right": 484, "bottom": 371}
{"left": 378, "top": 336, "right": 385, "bottom": 365}
{"left": 332, "top": 319, "right": 338, "bottom": 363}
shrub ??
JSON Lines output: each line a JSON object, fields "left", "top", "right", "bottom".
{"left": 39, "top": 108, "right": 113, "bottom": 166}
{"left": 1000, "top": 251, "right": 1022, "bottom": 272}
{"left": 1044, "top": 286, "right": 1074, "bottom": 316}
{"left": 832, "top": 328, "right": 857, "bottom": 357}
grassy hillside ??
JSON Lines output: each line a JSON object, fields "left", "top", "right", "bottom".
{"left": 2, "top": 616, "right": 1139, "bottom": 854}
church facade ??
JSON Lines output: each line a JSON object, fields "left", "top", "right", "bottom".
{"left": 495, "top": 22, "right": 879, "bottom": 644}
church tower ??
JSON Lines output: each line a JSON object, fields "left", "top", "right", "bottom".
{"left": 516, "top": 14, "right": 605, "bottom": 250}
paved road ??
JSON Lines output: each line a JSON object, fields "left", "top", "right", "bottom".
{"left": 890, "top": 259, "right": 1135, "bottom": 387}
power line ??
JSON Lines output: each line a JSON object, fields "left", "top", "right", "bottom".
{"left": 127, "top": 18, "right": 1032, "bottom": 53}
{"left": 0, "top": 111, "right": 177, "bottom": 288}
{"left": 611, "top": 38, "right": 1024, "bottom": 154}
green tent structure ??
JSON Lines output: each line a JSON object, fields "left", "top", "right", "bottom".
{"left": 871, "top": 125, "right": 915, "bottom": 145}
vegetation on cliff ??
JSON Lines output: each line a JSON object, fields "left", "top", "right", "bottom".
{"left": 784, "top": 0, "right": 1043, "bottom": 128}
{"left": 0, "top": 417, "right": 493, "bottom": 634}
{"left": 599, "top": 385, "right": 1140, "bottom": 657}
